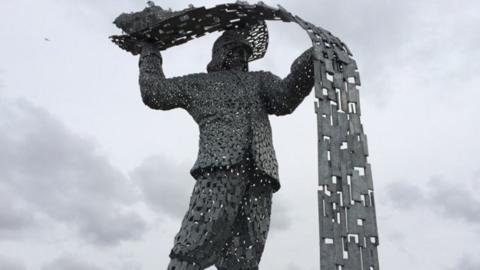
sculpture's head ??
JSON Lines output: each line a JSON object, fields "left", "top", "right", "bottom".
{"left": 207, "top": 22, "right": 269, "bottom": 73}
{"left": 207, "top": 30, "right": 253, "bottom": 72}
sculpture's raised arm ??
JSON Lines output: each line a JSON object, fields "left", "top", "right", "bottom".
{"left": 259, "top": 47, "right": 315, "bottom": 116}
{"left": 138, "top": 43, "right": 192, "bottom": 110}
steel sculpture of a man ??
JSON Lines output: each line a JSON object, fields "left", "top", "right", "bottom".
{"left": 138, "top": 23, "right": 314, "bottom": 270}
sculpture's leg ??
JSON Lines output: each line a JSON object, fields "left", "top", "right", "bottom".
{"left": 168, "top": 165, "right": 249, "bottom": 270}
{"left": 167, "top": 258, "right": 202, "bottom": 270}
{"left": 215, "top": 172, "right": 273, "bottom": 270}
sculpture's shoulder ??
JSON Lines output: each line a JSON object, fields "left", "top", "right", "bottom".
{"left": 180, "top": 70, "right": 275, "bottom": 90}
{"left": 173, "top": 72, "right": 209, "bottom": 84}
{"left": 250, "top": 70, "right": 269, "bottom": 76}
{"left": 179, "top": 71, "right": 244, "bottom": 86}
{"left": 248, "top": 70, "right": 281, "bottom": 90}
{"left": 249, "top": 70, "right": 278, "bottom": 81}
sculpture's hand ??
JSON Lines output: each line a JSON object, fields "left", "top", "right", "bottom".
{"left": 138, "top": 40, "right": 160, "bottom": 55}
{"left": 111, "top": 36, "right": 161, "bottom": 56}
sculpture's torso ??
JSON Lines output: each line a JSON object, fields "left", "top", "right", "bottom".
{"left": 138, "top": 45, "right": 315, "bottom": 193}
{"left": 182, "top": 70, "right": 280, "bottom": 190}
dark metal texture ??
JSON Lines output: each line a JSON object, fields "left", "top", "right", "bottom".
{"left": 117, "top": 2, "right": 380, "bottom": 269}
{"left": 168, "top": 161, "right": 273, "bottom": 270}
{"left": 139, "top": 42, "right": 315, "bottom": 193}
{"left": 111, "top": 2, "right": 280, "bottom": 57}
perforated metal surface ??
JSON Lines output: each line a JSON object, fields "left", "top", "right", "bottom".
{"left": 168, "top": 161, "right": 273, "bottom": 270}
{"left": 111, "top": 2, "right": 276, "bottom": 57}
{"left": 139, "top": 42, "right": 315, "bottom": 193}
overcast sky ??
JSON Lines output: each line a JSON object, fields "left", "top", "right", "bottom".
{"left": 1, "top": 0, "right": 479, "bottom": 269}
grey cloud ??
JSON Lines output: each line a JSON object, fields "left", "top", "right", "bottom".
{"left": 0, "top": 255, "right": 26, "bottom": 270}
{"left": 386, "top": 230, "right": 406, "bottom": 243}
{"left": 0, "top": 188, "right": 34, "bottom": 231}
{"left": 447, "top": 256, "right": 480, "bottom": 270}
{"left": 38, "top": 249, "right": 142, "bottom": 270}
{"left": 270, "top": 196, "right": 293, "bottom": 231}
{"left": 42, "top": 255, "right": 102, "bottom": 270}
{"left": 131, "top": 156, "right": 193, "bottom": 219}
{"left": 0, "top": 98, "right": 146, "bottom": 245}
{"left": 384, "top": 175, "right": 480, "bottom": 227}
{"left": 472, "top": 170, "right": 480, "bottom": 190}
{"left": 0, "top": 69, "right": 4, "bottom": 88}
{"left": 74, "top": 208, "right": 146, "bottom": 246}
{"left": 118, "top": 260, "right": 143, "bottom": 270}
{"left": 429, "top": 177, "right": 480, "bottom": 226}
{"left": 285, "top": 262, "right": 301, "bottom": 270}
{"left": 384, "top": 181, "right": 425, "bottom": 210}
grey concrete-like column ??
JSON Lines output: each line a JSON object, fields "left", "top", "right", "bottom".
{"left": 292, "top": 15, "right": 381, "bottom": 270}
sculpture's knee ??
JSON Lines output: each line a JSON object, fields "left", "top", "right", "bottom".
{"left": 169, "top": 174, "right": 247, "bottom": 269}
